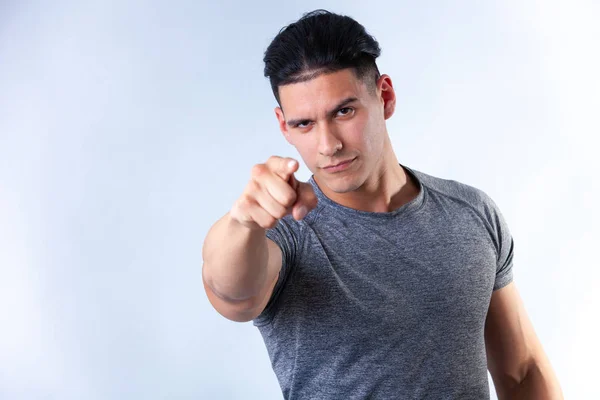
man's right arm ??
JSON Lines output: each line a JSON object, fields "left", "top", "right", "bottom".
{"left": 202, "top": 212, "right": 283, "bottom": 322}
{"left": 201, "top": 156, "right": 317, "bottom": 323}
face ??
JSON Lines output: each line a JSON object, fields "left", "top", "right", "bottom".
{"left": 275, "top": 68, "right": 396, "bottom": 194}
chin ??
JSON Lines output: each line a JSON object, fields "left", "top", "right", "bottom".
{"left": 323, "top": 175, "right": 361, "bottom": 194}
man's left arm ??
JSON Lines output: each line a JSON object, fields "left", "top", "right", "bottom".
{"left": 485, "top": 281, "right": 563, "bottom": 399}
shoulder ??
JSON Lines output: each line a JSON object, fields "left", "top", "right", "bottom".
{"left": 409, "top": 166, "right": 508, "bottom": 243}
{"left": 266, "top": 212, "right": 312, "bottom": 248}
{"left": 409, "top": 166, "right": 498, "bottom": 215}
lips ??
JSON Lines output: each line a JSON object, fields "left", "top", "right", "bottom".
{"left": 324, "top": 158, "right": 354, "bottom": 169}
{"left": 321, "top": 157, "right": 356, "bottom": 173}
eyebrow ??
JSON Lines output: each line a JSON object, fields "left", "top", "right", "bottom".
{"left": 286, "top": 97, "right": 358, "bottom": 127}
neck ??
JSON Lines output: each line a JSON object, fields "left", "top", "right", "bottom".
{"left": 314, "top": 136, "right": 420, "bottom": 213}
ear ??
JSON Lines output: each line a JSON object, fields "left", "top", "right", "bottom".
{"left": 377, "top": 74, "right": 396, "bottom": 120}
{"left": 275, "top": 106, "right": 293, "bottom": 145}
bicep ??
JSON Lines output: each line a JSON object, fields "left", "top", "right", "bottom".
{"left": 251, "top": 237, "right": 283, "bottom": 317}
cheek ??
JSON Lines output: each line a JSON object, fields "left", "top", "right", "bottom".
{"left": 353, "top": 112, "right": 379, "bottom": 151}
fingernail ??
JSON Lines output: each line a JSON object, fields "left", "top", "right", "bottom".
{"left": 288, "top": 160, "right": 297, "bottom": 170}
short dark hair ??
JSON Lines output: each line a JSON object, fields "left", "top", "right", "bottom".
{"left": 263, "top": 10, "right": 382, "bottom": 105}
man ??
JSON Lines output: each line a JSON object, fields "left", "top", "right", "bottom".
{"left": 202, "top": 9, "right": 563, "bottom": 399}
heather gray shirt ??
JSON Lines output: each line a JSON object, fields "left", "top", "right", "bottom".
{"left": 253, "top": 164, "right": 514, "bottom": 399}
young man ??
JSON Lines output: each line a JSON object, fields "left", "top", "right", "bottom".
{"left": 202, "top": 10, "right": 563, "bottom": 400}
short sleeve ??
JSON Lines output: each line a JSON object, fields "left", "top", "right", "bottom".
{"left": 252, "top": 215, "right": 302, "bottom": 326}
{"left": 483, "top": 195, "right": 515, "bottom": 291}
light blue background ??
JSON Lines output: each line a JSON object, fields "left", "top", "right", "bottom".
{"left": 1, "top": 1, "right": 598, "bottom": 399}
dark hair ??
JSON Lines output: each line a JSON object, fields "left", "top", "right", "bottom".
{"left": 263, "top": 10, "right": 382, "bottom": 105}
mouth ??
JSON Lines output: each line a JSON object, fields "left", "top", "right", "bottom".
{"left": 322, "top": 157, "right": 356, "bottom": 172}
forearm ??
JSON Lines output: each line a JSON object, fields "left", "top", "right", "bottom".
{"left": 202, "top": 212, "right": 269, "bottom": 301}
{"left": 499, "top": 360, "right": 563, "bottom": 400}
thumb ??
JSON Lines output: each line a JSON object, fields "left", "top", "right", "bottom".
{"left": 291, "top": 181, "right": 318, "bottom": 221}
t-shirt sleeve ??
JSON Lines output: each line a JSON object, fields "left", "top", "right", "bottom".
{"left": 483, "top": 194, "right": 515, "bottom": 291}
{"left": 252, "top": 215, "right": 302, "bottom": 326}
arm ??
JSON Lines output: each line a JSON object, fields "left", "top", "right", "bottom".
{"left": 485, "top": 282, "right": 563, "bottom": 399}
{"left": 202, "top": 156, "right": 317, "bottom": 322}
{"left": 201, "top": 212, "right": 282, "bottom": 322}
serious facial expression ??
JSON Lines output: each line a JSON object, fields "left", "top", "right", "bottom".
{"left": 275, "top": 68, "right": 395, "bottom": 193}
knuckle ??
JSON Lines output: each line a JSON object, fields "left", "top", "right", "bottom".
{"left": 264, "top": 217, "right": 278, "bottom": 229}
{"left": 281, "top": 193, "right": 295, "bottom": 206}
{"left": 238, "top": 193, "right": 253, "bottom": 210}
{"left": 266, "top": 156, "right": 282, "bottom": 170}
{"left": 273, "top": 208, "right": 287, "bottom": 220}
{"left": 251, "top": 163, "right": 267, "bottom": 177}
{"left": 247, "top": 179, "right": 260, "bottom": 193}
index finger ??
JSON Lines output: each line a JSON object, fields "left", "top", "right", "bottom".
{"left": 266, "top": 156, "right": 298, "bottom": 181}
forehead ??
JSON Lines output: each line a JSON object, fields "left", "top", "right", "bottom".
{"left": 279, "top": 69, "right": 369, "bottom": 114}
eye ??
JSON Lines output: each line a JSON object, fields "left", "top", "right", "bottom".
{"left": 295, "top": 120, "right": 311, "bottom": 128}
{"left": 337, "top": 107, "right": 354, "bottom": 116}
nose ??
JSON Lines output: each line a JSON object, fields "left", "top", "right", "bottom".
{"left": 317, "top": 122, "right": 343, "bottom": 157}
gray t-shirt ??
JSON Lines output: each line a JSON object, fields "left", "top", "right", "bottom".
{"left": 253, "top": 164, "right": 514, "bottom": 399}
